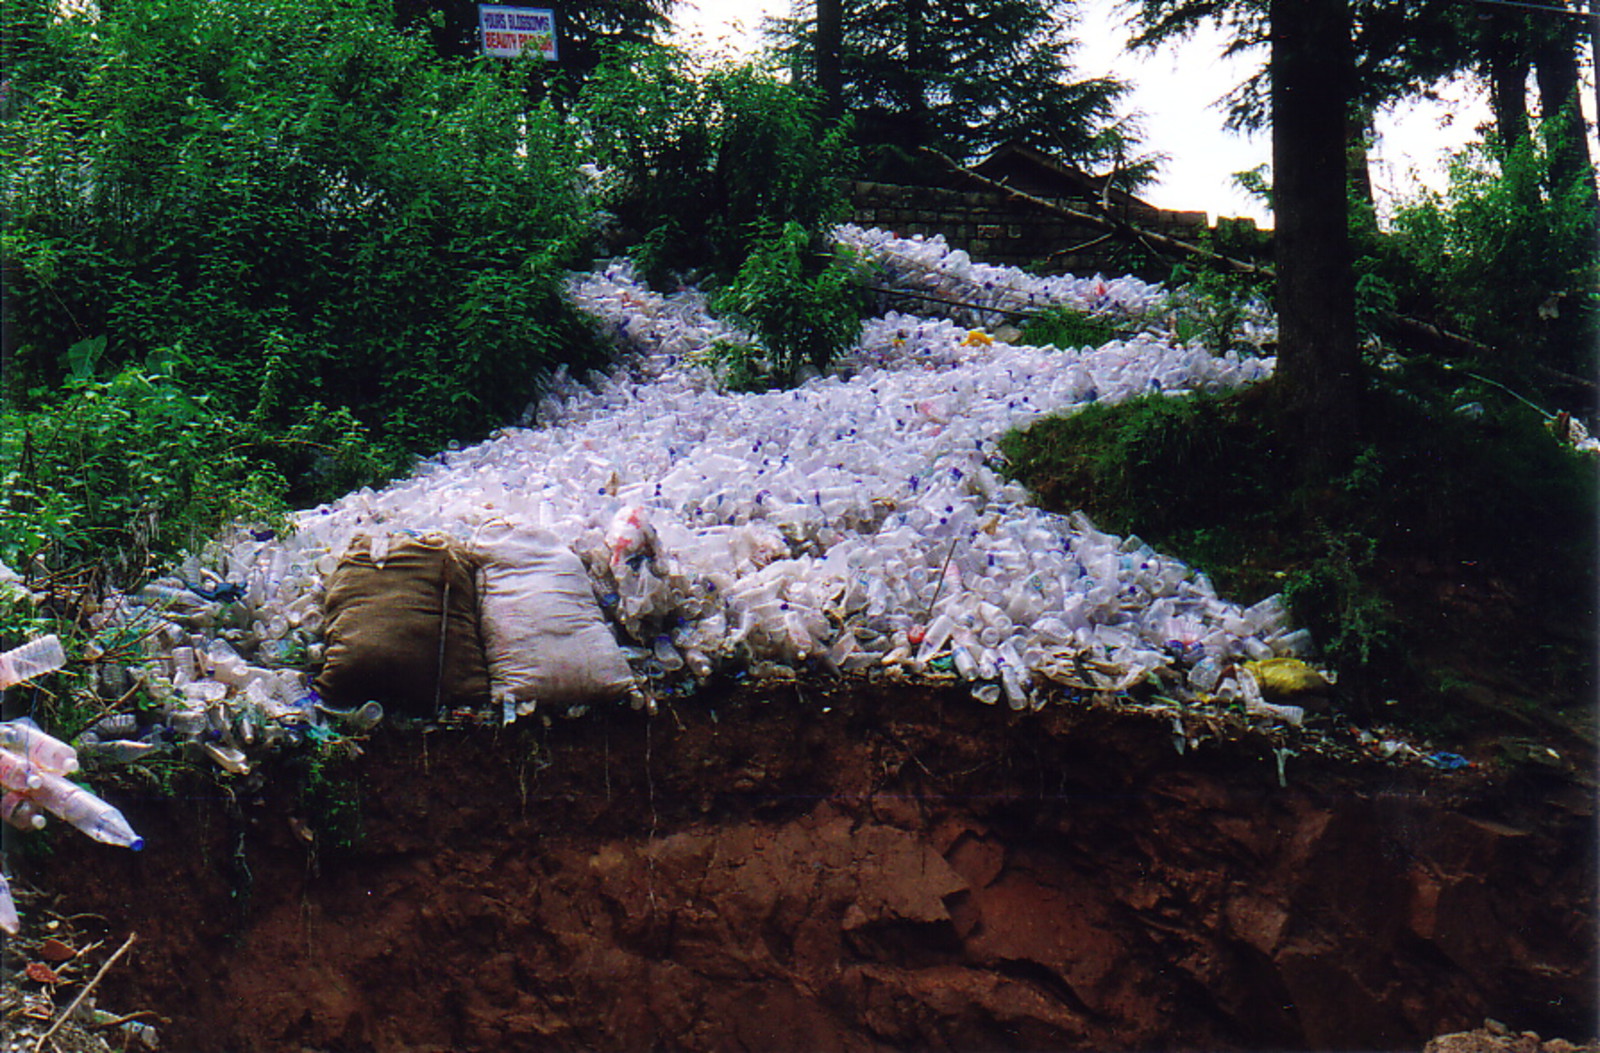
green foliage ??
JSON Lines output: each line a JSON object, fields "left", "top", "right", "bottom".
{"left": 1280, "top": 529, "right": 1399, "bottom": 681}
{"left": 1162, "top": 258, "right": 1274, "bottom": 356}
{"left": 698, "top": 339, "right": 769, "bottom": 394}
{"left": 999, "top": 379, "right": 1597, "bottom": 723}
{"left": 709, "top": 222, "right": 871, "bottom": 387}
{"left": 1383, "top": 130, "right": 1599, "bottom": 400}
{"left": 3, "top": 0, "right": 606, "bottom": 460}
{"left": 296, "top": 739, "right": 365, "bottom": 852}
{"left": 769, "top": 0, "right": 1149, "bottom": 180}
{"left": 1018, "top": 306, "right": 1120, "bottom": 350}
{"left": 577, "top": 44, "right": 855, "bottom": 285}
{"left": 1, "top": 360, "right": 289, "bottom": 584}
{"left": 1232, "top": 164, "right": 1273, "bottom": 208}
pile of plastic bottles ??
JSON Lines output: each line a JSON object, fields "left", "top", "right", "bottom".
{"left": 833, "top": 225, "right": 1278, "bottom": 356}
{"left": 834, "top": 224, "right": 1170, "bottom": 329}
{"left": 1, "top": 636, "right": 145, "bottom": 934}
{"left": 63, "top": 227, "right": 1310, "bottom": 776}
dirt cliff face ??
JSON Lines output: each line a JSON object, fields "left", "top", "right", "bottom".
{"left": 18, "top": 685, "right": 1598, "bottom": 1052}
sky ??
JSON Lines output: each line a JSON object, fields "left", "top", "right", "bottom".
{"left": 665, "top": 0, "right": 1510, "bottom": 228}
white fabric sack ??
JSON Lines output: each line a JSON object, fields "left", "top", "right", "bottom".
{"left": 473, "top": 521, "right": 636, "bottom": 711}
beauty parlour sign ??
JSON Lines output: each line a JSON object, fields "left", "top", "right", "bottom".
{"left": 478, "top": 6, "right": 558, "bottom": 60}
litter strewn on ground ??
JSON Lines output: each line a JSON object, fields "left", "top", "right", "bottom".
{"left": 48, "top": 229, "right": 1322, "bottom": 775}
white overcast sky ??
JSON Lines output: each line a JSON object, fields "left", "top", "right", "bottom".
{"left": 666, "top": 0, "right": 1509, "bottom": 228}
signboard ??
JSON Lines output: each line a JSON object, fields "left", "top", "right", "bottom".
{"left": 478, "top": 5, "right": 558, "bottom": 61}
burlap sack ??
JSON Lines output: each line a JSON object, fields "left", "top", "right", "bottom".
{"left": 315, "top": 533, "right": 489, "bottom": 716}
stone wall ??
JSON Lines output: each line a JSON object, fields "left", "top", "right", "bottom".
{"left": 850, "top": 179, "right": 1217, "bottom": 279}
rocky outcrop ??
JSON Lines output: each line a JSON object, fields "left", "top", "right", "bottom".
{"left": 19, "top": 686, "right": 1596, "bottom": 1051}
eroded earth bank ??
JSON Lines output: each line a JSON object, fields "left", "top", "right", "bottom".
{"left": 18, "top": 686, "right": 1598, "bottom": 1052}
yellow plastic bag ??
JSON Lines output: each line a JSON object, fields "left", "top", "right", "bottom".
{"left": 1245, "top": 658, "right": 1333, "bottom": 699}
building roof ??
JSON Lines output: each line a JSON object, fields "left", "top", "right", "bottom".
{"left": 965, "top": 142, "right": 1157, "bottom": 212}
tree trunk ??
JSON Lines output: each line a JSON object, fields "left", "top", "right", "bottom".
{"left": 815, "top": 0, "right": 842, "bottom": 120}
{"left": 1482, "top": 12, "right": 1532, "bottom": 157}
{"left": 1591, "top": 12, "right": 1599, "bottom": 158}
{"left": 1271, "top": 0, "right": 1361, "bottom": 463}
{"left": 1346, "top": 104, "right": 1377, "bottom": 241}
{"left": 1532, "top": 14, "right": 1598, "bottom": 206}
{"left": 904, "top": 0, "right": 927, "bottom": 151}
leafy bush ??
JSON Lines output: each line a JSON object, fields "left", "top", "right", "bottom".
{"left": 1162, "top": 260, "right": 1275, "bottom": 355}
{"left": 709, "top": 222, "right": 871, "bottom": 388}
{"left": 1, "top": 356, "right": 289, "bottom": 585}
{"left": 1018, "top": 305, "right": 1121, "bottom": 350}
{"left": 2, "top": 0, "right": 605, "bottom": 458}
{"left": 1383, "top": 128, "right": 1599, "bottom": 407}
{"left": 577, "top": 43, "right": 855, "bottom": 285}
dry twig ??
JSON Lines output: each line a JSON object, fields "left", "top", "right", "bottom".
{"left": 32, "top": 931, "right": 136, "bottom": 1053}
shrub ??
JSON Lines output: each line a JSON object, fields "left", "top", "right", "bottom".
{"left": 577, "top": 43, "right": 855, "bottom": 285}
{"left": 2, "top": 0, "right": 605, "bottom": 458}
{"left": 709, "top": 222, "right": 872, "bottom": 388}
{"left": 1017, "top": 305, "right": 1121, "bottom": 351}
{"left": 1383, "top": 127, "right": 1599, "bottom": 408}
{"left": 1, "top": 355, "right": 289, "bottom": 585}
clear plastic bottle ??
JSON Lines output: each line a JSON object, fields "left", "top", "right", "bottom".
{"left": 0, "top": 717, "right": 79, "bottom": 774}
{"left": 652, "top": 635, "right": 685, "bottom": 672}
{"left": 2, "top": 789, "right": 47, "bottom": 831}
{"left": 0, "top": 746, "right": 43, "bottom": 792}
{"left": 29, "top": 771, "right": 144, "bottom": 849}
{"left": 0, "top": 634, "right": 66, "bottom": 688}
{"left": 78, "top": 739, "right": 160, "bottom": 765}
{"left": 1000, "top": 661, "right": 1030, "bottom": 711}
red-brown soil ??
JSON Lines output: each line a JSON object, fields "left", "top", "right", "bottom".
{"left": 13, "top": 684, "right": 1598, "bottom": 1052}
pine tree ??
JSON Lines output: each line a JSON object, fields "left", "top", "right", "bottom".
{"left": 772, "top": 0, "right": 1142, "bottom": 181}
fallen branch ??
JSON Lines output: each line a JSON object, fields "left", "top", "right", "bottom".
{"left": 34, "top": 931, "right": 137, "bottom": 1053}
{"left": 858, "top": 283, "right": 1041, "bottom": 321}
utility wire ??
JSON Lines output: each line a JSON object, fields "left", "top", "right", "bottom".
{"left": 1472, "top": 0, "right": 1598, "bottom": 20}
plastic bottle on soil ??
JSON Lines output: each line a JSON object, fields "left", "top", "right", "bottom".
{"left": 0, "top": 717, "right": 79, "bottom": 775}
{"left": 1, "top": 789, "right": 46, "bottom": 831}
{"left": 29, "top": 770, "right": 144, "bottom": 850}
{"left": 0, "top": 634, "right": 66, "bottom": 689}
